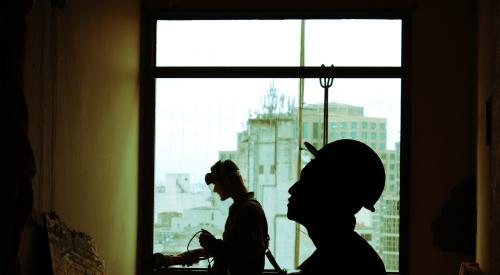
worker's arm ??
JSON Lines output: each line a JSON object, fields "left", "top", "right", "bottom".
{"left": 152, "top": 248, "right": 209, "bottom": 268}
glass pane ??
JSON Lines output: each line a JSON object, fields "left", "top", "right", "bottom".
{"left": 301, "top": 78, "right": 401, "bottom": 272}
{"left": 156, "top": 19, "right": 401, "bottom": 67}
{"left": 304, "top": 20, "right": 402, "bottom": 67}
{"left": 154, "top": 78, "right": 301, "bottom": 270}
{"left": 154, "top": 77, "right": 401, "bottom": 272}
{"left": 156, "top": 20, "right": 301, "bottom": 66}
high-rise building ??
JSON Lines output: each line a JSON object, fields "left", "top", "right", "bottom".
{"left": 232, "top": 96, "right": 400, "bottom": 271}
{"left": 373, "top": 142, "right": 400, "bottom": 271}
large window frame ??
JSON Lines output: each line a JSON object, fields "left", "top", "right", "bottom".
{"left": 139, "top": 9, "right": 412, "bottom": 275}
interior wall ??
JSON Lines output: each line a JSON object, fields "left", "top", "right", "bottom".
{"left": 411, "top": 0, "right": 477, "bottom": 273}
{"left": 493, "top": 2, "right": 500, "bottom": 272}
{"left": 480, "top": 0, "right": 500, "bottom": 274}
{"left": 23, "top": 0, "right": 140, "bottom": 275}
{"left": 476, "top": 0, "right": 496, "bottom": 273}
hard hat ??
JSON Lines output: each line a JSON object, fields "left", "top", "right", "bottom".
{"left": 304, "top": 139, "right": 385, "bottom": 212}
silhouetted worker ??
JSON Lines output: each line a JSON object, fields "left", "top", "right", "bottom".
{"left": 154, "top": 160, "right": 269, "bottom": 275}
{"left": 287, "top": 139, "right": 386, "bottom": 275}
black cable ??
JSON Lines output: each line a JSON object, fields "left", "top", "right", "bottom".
{"left": 186, "top": 230, "right": 211, "bottom": 261}
{"left": 186, "top": 230, "right": 203, "bottom": 253}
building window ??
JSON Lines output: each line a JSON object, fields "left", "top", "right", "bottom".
{"left": 302, "top": 122, "right": 309, "bottom": 139}
{"left": 142, "top": 16, "right": 406, "bottom": 274}
{"left": 313, "top": 122, "right": 319, "bottom": 139}
{"left": 361, "top": 233, "right": 372, "bottom": 241}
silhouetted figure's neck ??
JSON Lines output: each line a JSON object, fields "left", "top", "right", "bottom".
{"left": 306, "top": 214, "right": 355, "bottom": 249}
{"left": 231, "top": 189, "right": 251, "bottom": 203}
{"left": 232, "top": 191, "right": 253, "bottom": 203}
{"left": 229, "top": 181, "right": 249, "bottom": 202}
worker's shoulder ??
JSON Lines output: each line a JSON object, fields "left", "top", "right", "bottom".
{"left": 240, "top": 198, "right": 263, "bottom": 209}
{"left": 238, "top": 198, "right": 266, "bottom": 215}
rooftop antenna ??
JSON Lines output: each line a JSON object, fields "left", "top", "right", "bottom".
{"left": 319, "top": 64, "right": 334, "bottom": 146}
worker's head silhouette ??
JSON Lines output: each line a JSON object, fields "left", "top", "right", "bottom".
{"left": 287, "top": 139, "right": 385, "bottom": 227}
{"left": 205, "top": 159, "right": 243, "bottom": 201}
{"left": 205, "top": 160, "right": 240, "bottom": 186}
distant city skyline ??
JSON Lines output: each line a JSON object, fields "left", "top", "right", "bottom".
{"left": 154, "top": 93, "right": 400, "bottom": 271}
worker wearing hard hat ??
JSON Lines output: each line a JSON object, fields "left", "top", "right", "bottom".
{"left": 287, "top": 139, "right": 387, "bottom": 275}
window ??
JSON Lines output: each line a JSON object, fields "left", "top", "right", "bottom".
{"left": 303, "top": 122, "right": 309, "bottom": 138}
{"left": 140, "top": 15, "right": 408, "bottom": 274}
{"left": 360, "top": 233, "right": 372, "bottom": 241}
{"left": 313, "top": 122, "right": 320, "bottom": 139}
{"left": 156, "top": 186, "right": 165, "bottom": 193}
